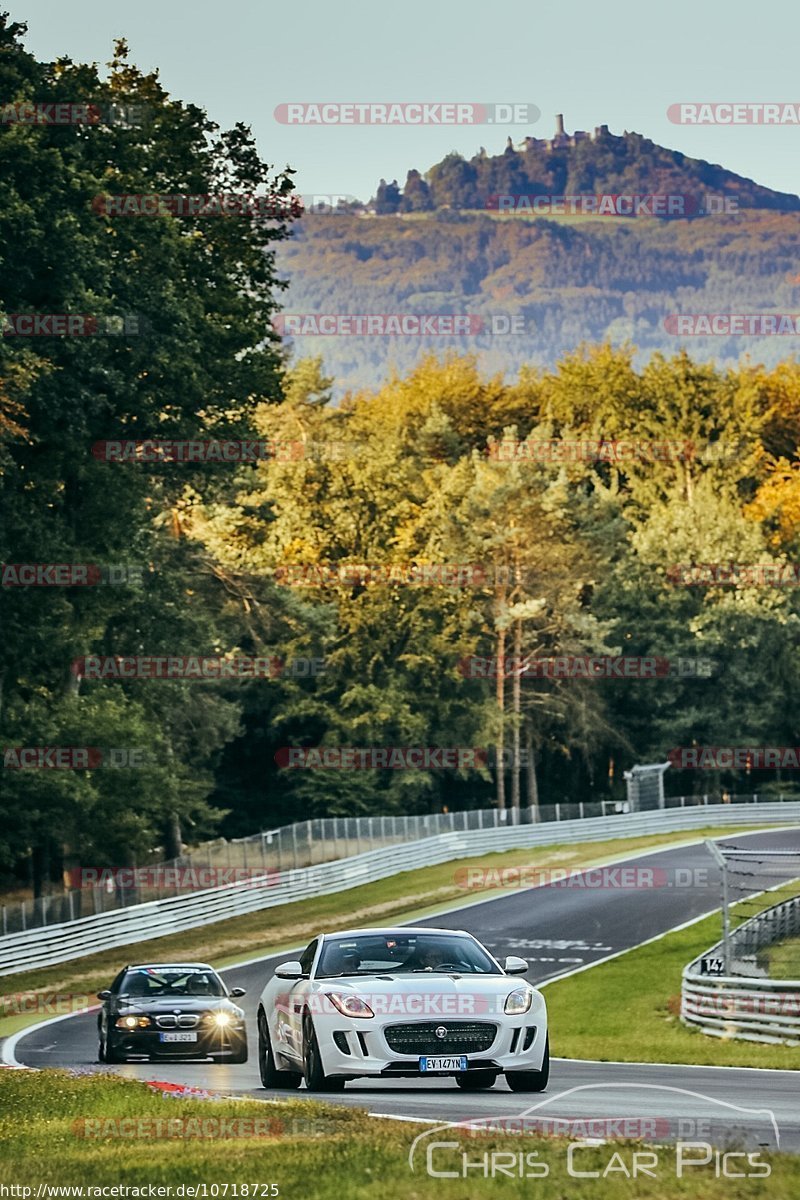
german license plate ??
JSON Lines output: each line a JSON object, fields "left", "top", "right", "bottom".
{"left": 160, "top": 1031, "right": 197, "bottom": 1043}
{"left": 419, "top": 1055, "right": 468, "bottom": 1073}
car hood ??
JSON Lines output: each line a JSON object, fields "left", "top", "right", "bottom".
{"left": 309, "top": 973, "right": 537, "bottom": 1019}
{"left": 111, "top": 996, "right": 243, "bottom": 1017}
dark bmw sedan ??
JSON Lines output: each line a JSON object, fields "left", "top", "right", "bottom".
{"left": 97, "top": 963, "right": 248, "bottom": 1064}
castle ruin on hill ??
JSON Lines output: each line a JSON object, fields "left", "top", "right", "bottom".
{"left": 506, "top": 114, "right": 611, "bottom": 154}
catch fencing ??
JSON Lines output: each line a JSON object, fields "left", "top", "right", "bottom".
{"left": 4, "top": 790, "right": 796, "bottom": 935}
{"left": 1, "top": 800, "right": 799, "bottom": 978}
{"left": 682, "top": 894, "right": 800, "bottom": 1044}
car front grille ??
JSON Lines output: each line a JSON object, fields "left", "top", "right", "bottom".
{"left": 154, "top": 1014, "right": 199, "bottom": 1029}
{"left": 384, "top": 1021, "right": 497, "bottom": 1056}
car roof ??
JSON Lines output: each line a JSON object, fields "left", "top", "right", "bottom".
{"left": 125, "top": 962, "right": 216, "bottom": 971}
{"left": 319, "top": 927, "right": 469, "bottom": 940}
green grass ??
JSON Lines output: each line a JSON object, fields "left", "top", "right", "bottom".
{"left": 543, "top": 882, "right": 800, "bottom": 1069}
{"left": 760, "top": 933, "right": 800, "bottom": 980}
{"left": 0, "top": 824, "right": 766, "bottom": 1039}
{"left": 2, "top": 1070, "right": 799, "bottom": 1196}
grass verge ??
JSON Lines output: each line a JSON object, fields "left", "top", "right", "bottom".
{"left": 543, "top": 882, "right": 800, "bottom": 1069}
{"left": 1, "top": 1069, "right": 799, "bottom": 1196}
{"left": 0, "top": 824, "right": 767, "bottom": 1039}
{"left": 761, "top": 934, "right": 800, "bottom": 979}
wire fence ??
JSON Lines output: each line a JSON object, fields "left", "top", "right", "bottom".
{"left": 3, "top": 790, "right": 796, "bottom": 936}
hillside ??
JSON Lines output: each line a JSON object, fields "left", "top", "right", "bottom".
{"left": 277, "top": 208, "right": 800, "bottom": 395}
{"left": 274, "top": 122, "right": 800, "bottom": 396}
{"left": 371, "top": 120, "right": 800, "bottom": 215}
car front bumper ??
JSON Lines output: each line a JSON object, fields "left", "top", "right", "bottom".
{"left": 314, "top": 1017, "right": 547, "bottom": 1078}
{"left": 109, "top": 1027, "right": 247, "bottom": 1059}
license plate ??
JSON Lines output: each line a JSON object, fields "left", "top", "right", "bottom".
{"left": 419, "top": 1055, "right": 468, "bottom": 1073}
{"left": 159, "top": 1031, "right": 198, "bottom": 1043}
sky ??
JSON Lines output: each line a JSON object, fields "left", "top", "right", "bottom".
{"left": 11, "top": 0, "right": 800, "bottom": 203}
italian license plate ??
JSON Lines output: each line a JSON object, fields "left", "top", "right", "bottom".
{"left": 419, "top": 1055, "right": 468, "bottom": 1073}
{"left": 160, "top": 1031, "right": 198, "bottom": 1043}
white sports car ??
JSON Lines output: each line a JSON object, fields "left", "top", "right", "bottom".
{"left": 256, "top": 926, "right": 549, "bottom": 1092}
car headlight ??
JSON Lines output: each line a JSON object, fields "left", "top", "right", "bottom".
{"left": 213, "top": 1011, "right": 232, "bottom": 1026}
{"left": 327, "top": 992, "right": 374, "bottom": 1019}
{"left": 115, "top": 1015, "right": 151, "bottom": 1029}
{"left": 504, "top": 988, "right": 533, "bottom": 1015}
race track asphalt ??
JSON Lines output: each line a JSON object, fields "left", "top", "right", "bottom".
{"left": 8, "top": 827, "right": 800, "bottom": 1150}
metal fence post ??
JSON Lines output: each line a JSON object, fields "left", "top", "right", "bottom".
{"left": 705, "top": 839, "right": 730, "bottom": 974}
{"left": 292, "top": 823, "right": 298, "bottom": 870}
{"left": 556, "top": 803, "right": 561, "bottom": 821}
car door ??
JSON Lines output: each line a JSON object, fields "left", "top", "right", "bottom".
{"left": 278, "top": 939, "right": 317, "bottom": 1060}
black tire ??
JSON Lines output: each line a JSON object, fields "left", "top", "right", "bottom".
{"left": 505, "top": 1035, "right": 549, "bottom": 1093}
{"left": 227, "top": 1040, "right": 249, "bottom": 1065}
{"left": 302, "top": 1015, "right": 345, "bottom": 1092}
{"left": 258, "top": 1011, "right": 301, "bottom": 1088}
{"left": 455, "top": 1069, "right": 498, "bottom": 1091}
{"left": 101, "top": 1029, "right": 125, "bottom": 1064}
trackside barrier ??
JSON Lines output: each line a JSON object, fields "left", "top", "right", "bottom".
{"left": 2, "top": 803, "right": 799, "bottom": 977}
{"left": 682, "top": 894, "right": 800, "bottom": 1045}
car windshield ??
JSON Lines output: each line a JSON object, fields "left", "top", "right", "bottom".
{"left": 118, "top": 968, "right": 225, "bottom": 998}
{"left": 315, "top": 933, "right": 497, "bottom": 978}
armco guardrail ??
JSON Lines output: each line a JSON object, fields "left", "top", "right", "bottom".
{"left": 6, "top": 792, "right": 793, "bottom": 935}
{"left": 682, "top": 893, "right": 800, "bottom": 1045}
{"left": 2, "top": 802, "right": 799, "bottom": 978}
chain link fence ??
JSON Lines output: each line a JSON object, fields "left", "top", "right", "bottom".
{"left": 3, "top": 790, "right": 795, "bottom": 936}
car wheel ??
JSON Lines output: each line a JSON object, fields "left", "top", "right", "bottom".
{"left": 258, "top": 1011, "right": 300, "bottom": 1088}
{"left": 302, "top": 1014, "right": 345, "bottom": 1092}
{"left": 101, "top": 1030, "right": 124, "bottom": 1064}
{"left": 227, "top": 1040, "right": 249, "bottom": 1065}
{"left": 97, "top": 1029, "right": 106, "bottom": 1063}
{"left": 455, "top": 1069, "right": 498, "bottom": 1090}
{"left": 505, "top": 1034, "right": 549, "bottom": 1092}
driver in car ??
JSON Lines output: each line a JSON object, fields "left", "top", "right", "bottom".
{"left": 406, "top": 942, "right": 449, "bottom": 971}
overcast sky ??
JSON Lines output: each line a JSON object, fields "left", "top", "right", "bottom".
{"left": 13, "top": 0, "right": 800, "bottom": 202}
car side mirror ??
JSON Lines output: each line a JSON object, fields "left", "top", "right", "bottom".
{"left": 229, "top": 987, "right": 246, "bottom": 997}
{"left": 274, "top": 960, "right": 305, "bottom": 980}
{"left": 97, "top": 990, "right": 112, "bottom": 1000}
{"left": 504, "top": 956, "right": 529, "bottom": 975}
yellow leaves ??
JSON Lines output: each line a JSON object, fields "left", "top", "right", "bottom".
{"left": 744, "top": 457, "right": 800, "bottom": 549}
